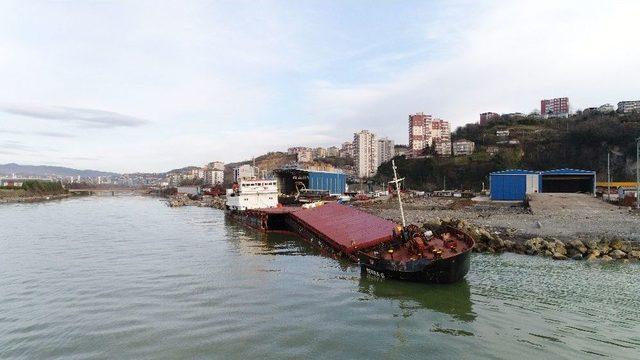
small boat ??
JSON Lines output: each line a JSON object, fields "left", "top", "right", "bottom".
{"left": 358, "top": 224, "right": 474, "bottom": 283}
{"left": 358, "top": 160, "right": 474, "bottom": 283}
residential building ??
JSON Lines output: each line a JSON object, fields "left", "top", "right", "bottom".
{"left": 353, "top": 130, "right": 378, "bottom": 178}
{"left": 205, "top": 169, "right": 224, "bottom": 185}
{"left": 598, "top": 103, "right": 615, "bottom": 113}
{"left": 377, "top": 137, "right": 395, "bottom": 166}
{"left": 233, "top": 164, "right": 257, "bottom": 182}
{"left": 480, "top": 112, "right": 499, "bottom": 125}
{"left": 326, "top": 146, "right": 339, "bottom": 157}
{"left": 297, "top": 148, "right": 314, "bottom": 162}
{"left": 314, "top": 147, "right": 327, "bottom": 159}
{"left": 452, "top": 139, "right": 475, "bottom": 156}
{"left": 339, "top": 141, "right": 354, "bottom": 158}
{"left": 496, "top": 129, "right": 510, "bottom": 137}
{"left": 288, "top": 147, "right": 314, "bottom": 162}
{"left": 617, "top": 100, "right": 640, "bottom": 113}
{"left": 287, "top": 147, "right": 309, "bottom": 155}
{"left": 408, "top": 112, "right": 451, "bottom": 156}
{"left": 541, "top": 97, "right": 570, "bottom": 118}
{"left": 433, "top": 138, "right": 452, "bottom": 156}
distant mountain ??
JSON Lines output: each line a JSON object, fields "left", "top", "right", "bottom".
{"left": 0, "top": 163, "right": 118, "bottom": 178}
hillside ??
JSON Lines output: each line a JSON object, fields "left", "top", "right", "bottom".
{"left": 0, "top": 163, "right": 118, "bottom": 178}
{"left": 377, "top": 111, "right": 640, "bottom": 191}
{"left": 224, "top": 152, "right": 298, "bottom": 183}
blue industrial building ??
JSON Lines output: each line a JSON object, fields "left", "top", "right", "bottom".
{"left": 490, "top": 168, "right": 596, "bottom": 201}
{"left": 308, "top": 171, "right": 347, "bottom": 195}
{"left": 274, "top": 168, "right": 347, "bottom": 195}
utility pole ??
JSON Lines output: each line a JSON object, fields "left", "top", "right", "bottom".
{"left": 607, "top": 151, "right": 611, "bottom": 202}
{"left": 636, "top": 137, "right": 640, "bottom": 209}
{"left": 390, "top": 160, "right": 406, "bottom": 227}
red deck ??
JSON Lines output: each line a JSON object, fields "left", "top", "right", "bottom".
{"left": 253, "top": 207, "right": 300, "bottom": 215}
{"left": 289, "top": 203, "right": 396, "bottom": 254}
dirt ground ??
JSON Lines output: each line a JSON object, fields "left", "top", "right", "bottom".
{"left": 357, "top": 193, "right": 640, "bottom": 243}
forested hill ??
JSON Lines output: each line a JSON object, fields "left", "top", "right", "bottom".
{"left": 376, "top": 111, "right": 640, "bottom": 191}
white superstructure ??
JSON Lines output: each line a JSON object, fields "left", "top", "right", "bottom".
{"left": 225, "top": 179, "right": 278, "bottom": 210}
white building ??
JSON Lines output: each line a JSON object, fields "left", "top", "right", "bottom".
{"left": 433, "top": 138, "right": 452, "bottom": 156}
{"left": 339, "top": 142, "right": 354, "bottom": 158}
{"left": 326, "top": 146, "right": 339, "bottom": 157}
{"left": 354, "top": 130, "right": 378, "bottom": 178}
{"left": 598, "top": 103, "right": 614, "bottom": 113}
{"left": 452, "top": 139, "right": 475, "bottom": 156}
{"left": 233, "top": 164, "right": 257, "bottom": 182}
{"left": 314, "top": 147, "right": 327, "bottom": 159}
{"left": 377, "top": 137, "right": 395, "bottom": 166}
{"left": 617, "top": 100, "right": 640, "bottom": 113}
{"left": 297, "top": 148, "right": 314, "bottom": 162}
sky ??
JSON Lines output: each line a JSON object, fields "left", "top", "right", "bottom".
{"left": 1, "top": 0, "right": 639, "bottom": 173}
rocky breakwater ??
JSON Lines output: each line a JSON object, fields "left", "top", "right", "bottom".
{"left": 167, "top": 194, "right": 226, "bottom": 210}
{"left": 424, "top": 218, "right": 640, "bottom": 262}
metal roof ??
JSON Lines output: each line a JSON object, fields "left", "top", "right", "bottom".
{"left": 490, "top": 169, "right": 538, "bottom": 175}
{"left": 539, "top": 168, "right": 596, "bottom": 175}
{"left": 289, "top": 202, "right": 395, "bottom": 254}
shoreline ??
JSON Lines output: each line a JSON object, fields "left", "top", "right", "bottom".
{"left": 355, "top": 196, "right": 640, "bottom": 262}
{"left": 0, "top": 192, "right": 86, "bottom": 204}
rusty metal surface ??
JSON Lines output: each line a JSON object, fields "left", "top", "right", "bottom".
{"left": 255, "top": 207, "right": 300, "bottom": 214}
{"left": 289, "top": 203, "right": 396, "bottom": 254}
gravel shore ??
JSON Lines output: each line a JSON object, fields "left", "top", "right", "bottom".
{"left": 356, "top": 194, "right": 640, "bottom": 243}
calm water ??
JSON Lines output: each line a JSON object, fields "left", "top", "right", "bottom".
{"left": 1, "top": 196, "right": 639, "bottom": 359}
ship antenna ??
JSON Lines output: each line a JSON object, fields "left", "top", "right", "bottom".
{"left": 390, "top": 159, "right": 406, "bottom": 227}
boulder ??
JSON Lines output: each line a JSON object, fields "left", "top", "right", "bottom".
{"left": 610, "top": 239, "right": 623, "bottom": 251}
{"left": 588, "top": 249, "right": 601, "bottom": 258}
{"left": 503, "top": 240, "right": 515, "bottom": 251}
{"left": 628, "top": 250, "right": 640, "bottom": 260}
{"left": 585, "top": 239, "right": 599, "bottom": 250}
{"left": 568, "top": 248, "right": 583, "bottom": 259}
{"left": 586, "top": 253, "right": 599, "bottom": 261}
{"left": 543, "top": 250, "right": 553, "bottom": 257}
{"left": 524, "top": 237, "right": 545, "bottom": 254}
{"left": 609, "top": 249, "right": 627, "bottom": 260}
{"left": 571, "top": 253, "right": 583, "bottom": 260}
{"left": 549, "top": 240, "right": 567, "bottom": 256}
{"left": 601, "top": 255, "right": 613, "bottom": 262}
{"left": 513, "top": 243, "right": 526, "bottom": 254}
{"left": 567, "top": 239, "right": 588, "bottom": 254}
{"left": 552, "top": 252, "right": 568, "bottom": 260}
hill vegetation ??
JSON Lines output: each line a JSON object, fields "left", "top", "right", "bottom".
{"left": 376, "top": 111, "right": 640, "bottom": 191}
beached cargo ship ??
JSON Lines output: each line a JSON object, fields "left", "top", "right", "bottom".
{"left": 224, "top": 163, "right": 474, "bottom": 284}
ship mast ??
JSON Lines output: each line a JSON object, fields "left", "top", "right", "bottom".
{"left": 390, "top": 159, "right": 406, "bottom": 227}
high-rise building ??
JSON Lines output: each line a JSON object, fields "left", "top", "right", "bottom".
{"left": 353, "top": 130, "right": 378, "bottom": 178}
{"left": 377, "top": 137, "right": 395, "bottom": 166}
{"left": 541, "top": 97, "right": 569, "bottom": 118}
{"left": 339, "top": 141, "right": 354, "bottom": 158}
{"left": 479, "top": 112, "right": 499, "bottom": 125}
{"left": 617, "top": 100, "right": 640, "bottom": 113}
{"left": 408, "top": 113, "right": 451, "bottom": 156}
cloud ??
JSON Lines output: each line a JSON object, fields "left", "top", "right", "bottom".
{"left": 0, "top": 104, "right": 148, "bottom": 128}
{"left": 0, "top": 129, "right": 76, "bottom": 138}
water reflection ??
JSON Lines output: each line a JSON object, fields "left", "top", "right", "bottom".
{"left": 358, "top": 277, "right": 476, "bottom": 322}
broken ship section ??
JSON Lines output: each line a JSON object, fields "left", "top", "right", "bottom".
{"left": 227, "top": 202, "right": 474, "bottom": 284}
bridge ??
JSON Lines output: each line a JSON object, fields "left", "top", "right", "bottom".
{"left": 67, "top": 188, "right": 147, "bottom": 196}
